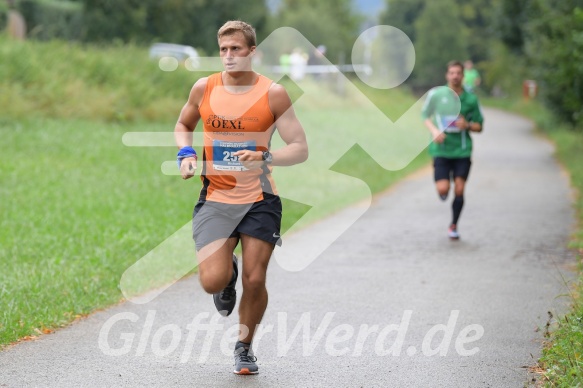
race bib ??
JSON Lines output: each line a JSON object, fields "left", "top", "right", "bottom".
{"left": 213, "top": 140, "right": 257, "bottom": 171}
{"left": 440, "top": 115, "right": 461, "bottom": 133}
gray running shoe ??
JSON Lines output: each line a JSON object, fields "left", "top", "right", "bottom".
{"left": 213, "top": 254, "right": 238, "bottom": 317}
{"left": 233, "top": 346, "right": 258, "bottom": 375}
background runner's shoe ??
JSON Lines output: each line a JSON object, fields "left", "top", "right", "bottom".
{"left": 234, "top": 346, "right": 258, "bottom": 375}
{"left": 213, "top": 254, "right": 238, "bottom": 316}
{"left": 448, "top": 224, "right": 460, "bottom": 240}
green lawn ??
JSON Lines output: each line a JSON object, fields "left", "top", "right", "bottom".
{"left": 0, "top": 119, "right": 192, "bottom": 342}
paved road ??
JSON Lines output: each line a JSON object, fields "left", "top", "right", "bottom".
{"left": 0, "top": 108, "right": 577, "bottom": 387}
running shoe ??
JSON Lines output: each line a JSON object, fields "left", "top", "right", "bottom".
{"left": 213, "top": 254, "right": 238, "bottom": 317}
{"left": 448, "top": 224, "right": 460, "bottom": 240}
{"left": 234, "top": 345, "right": 258, "bottom": 375}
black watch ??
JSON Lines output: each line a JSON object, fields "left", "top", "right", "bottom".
{"left": 262, "top": 151, "right": 273, "bottom": 164}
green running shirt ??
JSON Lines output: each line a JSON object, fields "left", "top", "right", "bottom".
{"left": 421, "top": 86, "right": 484, "bottom": 159}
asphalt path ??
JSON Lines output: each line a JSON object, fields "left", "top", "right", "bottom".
{"left": 0, "top": 108, "right": 577, "bottom": 387}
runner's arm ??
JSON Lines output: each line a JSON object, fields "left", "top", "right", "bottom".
{"left": 175, "top": 78, "right": 206, "bottom": 148}
{"left": 267, "top": 84, "right": 308, "bottom": 166}
{"left": 467, "top": 100, "right": 484, "bottom": 133}
{"left": 174, "top": 78, "right": 207, "bottom": 179}
{"left": 424, "top": 118, "right": 443, "bottom": 139}
{"left": 421, "top": 90, "right": 445, "bottom": 143}
{"left": 467, "top": 121, "right": 482, "bottom": 132}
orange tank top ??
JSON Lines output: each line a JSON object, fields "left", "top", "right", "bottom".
{"left": 198, "top": 72, "right": 278, "bottom": 204}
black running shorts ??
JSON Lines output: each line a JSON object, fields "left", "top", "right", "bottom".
{"left": 192, "top": 193, "right": 282, "bottom": 250}
{"left": 433, "top": 157, "right": 472, "bottom": 181}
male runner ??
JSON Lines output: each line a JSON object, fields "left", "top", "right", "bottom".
{"left": 463, "top": 59, "right": 481, "bottom": 93}
{"left": 422, "top": 60, "right": 484, "bottom": 239}
{"left": 174, "top": 20, "right": 308, "bottom": 374}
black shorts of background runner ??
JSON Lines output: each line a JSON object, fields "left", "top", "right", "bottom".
{"left": 433, "top": 157, "right": 472, "bottom": 181}
{"left": 192, "top": 193, "right": 282, "bottom": 250}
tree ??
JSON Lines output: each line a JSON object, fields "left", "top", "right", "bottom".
{"left": 82, "top": 0, "right": 152, "bottom": 43}
{"left": 526, "top": 0, "right": 583, "bottom": 125}
{"left": 492, "top": 0, "right": 531, "bottom": 55}
{"left": 82, "top": 0, "right": 270, "bottom": 54}
{"left": 172, "top": 0, "right": 270, "bottom": 54}
{"left": 270, "top": 0, "right": 361, "bottom": 63}
{"left": 379, "top": 0, "right": 425, "bottom": 43}
{"left": 381, "top": 0, "right": 501, "bottom": 87}
{"left": 456, "top": 0, "right": 500, "bottom": 62}
{"left": 413, "top": 0, "right": 468, "bottom": 87}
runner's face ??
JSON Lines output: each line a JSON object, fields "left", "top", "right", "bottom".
{"left": 219, "top": 32, "right": 255, "bottom": 73}
{"left": 446, "top": 65, "right": 464, "bottom": 88}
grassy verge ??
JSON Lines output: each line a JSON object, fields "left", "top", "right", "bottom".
{"left": 0, "top": 36, "right": 197, "bottom": 122}
{"left": 1, "top": 38, "right": 429, "bottom": 345}
{"left": 483, "top": 96, "right": 583, "bottom": 386}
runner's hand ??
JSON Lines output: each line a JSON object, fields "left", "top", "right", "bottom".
{"left": 180, "top": 157, "right": 197, "bottom": 180}
{"left": 432, "top": 130, "right": 446, "bottom": 144}
{"left": 455, "top": 116, "right": 470, "bottom": 131}
{"left": 234, "top": 150, "right": 264, "bottom": 170}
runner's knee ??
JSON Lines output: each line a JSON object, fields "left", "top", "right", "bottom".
{"left": 199, "top": 268, "right": 232, "bottom": 294}
{"left": 436, "top": 181, "right": 449, "bottom": 195}
{"left": 242, "top": 272, "right": 266, "bottom": 293}
{"left": 454, "top": 180, "right": 466, "bottom": 196}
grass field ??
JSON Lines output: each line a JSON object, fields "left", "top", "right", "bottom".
{"left": 483, "top": 96, "right": 583, "bottom": 387}
{"left": 0, "top": 38, "right": 430, "bottom": 345}
{"left": 0, "top": 37, "right": 195, "bottom": 123}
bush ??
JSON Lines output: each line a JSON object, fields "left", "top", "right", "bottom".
{"left": 0, "top": 1, "right": 8, "bottom": 32}
{"left": 526, "top": 1, "right": 583, "bottom": 126}
{"left": 478, "top": 41, "right": 530, "bottom": 97}
{"left": 16, "top": 0, "right": 83, "bottom": 41}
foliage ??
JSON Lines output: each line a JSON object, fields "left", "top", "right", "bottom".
{"left": 81, "top": 0, "right": 270, "bottom": 55}
{"left": 456, "top": 0, "right": 500, "bottom": 63}
{"left": 492, "top": 0, "right": 583, "bottom": 127}
{"left": 270, "top": 0, "right": 361, "bottom": 62}
{"left": 525, "top": 0, "right": 583, "bottom": 126}
{"left": 492, "top": 0, "right": 531, "bottom": 54}
{"left": 381, "top": 0, "right": 499, "bottom": 87}
{"left": 81, "top": 0, "right": 150, "bottom": 43}
{"left": 540, "top": 306, "right": 583, "bottom": 387}
{"left": 16, "top": 0, "right": 83, "bottom": 40}
{"left": 0, "top": 4, "right": 7, "bottom": 32}
{"left": 478, "top": 40, "right": 529, "bottom": 97}
{"left": 379, "top": 0, "right": 425, "bottom": 43}
{"left": 413, "top": 0, "right": 468, "bottom": 87}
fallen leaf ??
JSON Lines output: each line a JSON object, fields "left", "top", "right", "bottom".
{"left": 21, "top": 336, "right": 38, "bottom": 341}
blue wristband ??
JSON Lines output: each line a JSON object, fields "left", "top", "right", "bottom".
{"left": 177, "top": 146, "right": 197, "bottom": 168}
